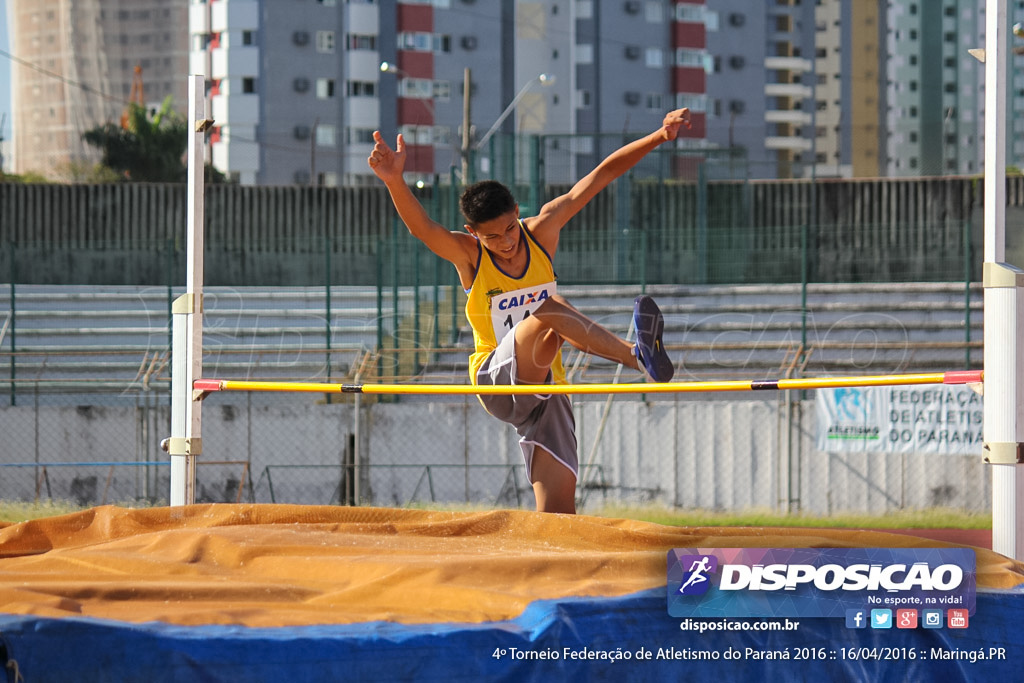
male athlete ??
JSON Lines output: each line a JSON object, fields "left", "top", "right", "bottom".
{"left": 368, "top": 108, "right": 690, "bottom": 514}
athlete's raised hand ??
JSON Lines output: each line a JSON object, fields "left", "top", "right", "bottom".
{"left": 661, "top": 108, "right": 692, "bottom": 141}
{"left": 367, "top": 131, "right": 407, "bottom": 183}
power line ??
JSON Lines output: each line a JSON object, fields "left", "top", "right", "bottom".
{"left": 0, "top": 47, "right": 130, "bottom": 109}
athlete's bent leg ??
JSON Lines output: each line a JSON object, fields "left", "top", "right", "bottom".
{"left": 523, "top": 295, "right": 640, "bottom": 371}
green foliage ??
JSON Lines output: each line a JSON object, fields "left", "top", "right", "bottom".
{"left": 82, "top": 96, "right": 188, "bottom": 182}
{"left": 0, "top": 501, "right": 84, "bottom": 523}
{"left": 0, "top": 170, "right": 50, "bottom": 183}
{"left": 56, "top": 160, "right": 123, "bottom": 183}
{"left": 592, "top": 505, "right": 991, "bottom": 529}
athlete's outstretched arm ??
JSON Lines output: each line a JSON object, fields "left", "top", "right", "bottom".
{"left": 527, "top": 109, "right": 691, "bottom": 253}
{"left": 368, "top": 131, "right": 475, "bottom": 276}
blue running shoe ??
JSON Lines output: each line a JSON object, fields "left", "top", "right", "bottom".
{"left": 633, "top": 295, "right": 674, "bottom": 382}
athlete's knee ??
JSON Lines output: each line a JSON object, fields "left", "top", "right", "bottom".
{"left": 537, "top": 293, "right": 572, "bottom": 312}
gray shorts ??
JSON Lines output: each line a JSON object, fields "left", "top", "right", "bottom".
{"left": 475, "top": 329, "right": 578, "bottom": 483}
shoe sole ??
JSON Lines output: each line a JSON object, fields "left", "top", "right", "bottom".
{"left": 633, "top": 295, "right": 674, "bottom": 382}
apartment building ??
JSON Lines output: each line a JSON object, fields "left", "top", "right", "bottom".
{"left": 703, "top": 0, "right": 817, "bottom": 179}
{"left": 189, "top": 0, "right": 709, "bottom": 186}
{"left": 7, "top": 0, "right": 189, "bottom": 178}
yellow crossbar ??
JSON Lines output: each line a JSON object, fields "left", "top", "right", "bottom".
{"left": 193, "top": 371, "right": 982, "bottom": 396}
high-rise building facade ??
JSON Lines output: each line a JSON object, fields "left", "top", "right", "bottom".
{"left": 882, "top": 0, "right": 986, "bottom": 177}
{"left": 8, "top": 0, "right": 189, "bottom": 178}
{"left": 22, "top": 0, "right": 1019, "bottom": 185}
{"left": 189, "top": 0, "right": 709, "bottom": 186}
{"left": 704, "top": 0, "right": 818, "bottom": 179}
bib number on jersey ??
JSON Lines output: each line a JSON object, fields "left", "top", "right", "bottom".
{"left": 489, "top": 282, "right": 557, "bottom": 340}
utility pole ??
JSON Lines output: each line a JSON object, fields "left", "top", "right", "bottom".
{"left": 461, "top": 68, "right": 471, "bottom": 184}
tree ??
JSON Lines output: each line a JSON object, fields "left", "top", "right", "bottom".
{"left": 82, "top": 96, "right": 188, "bottom": 182}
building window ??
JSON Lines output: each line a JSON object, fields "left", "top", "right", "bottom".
{"left": 347, "top": 34, "right": 376, "bottom": 50}
{"left": 242, "top": 77, "right": 256, "bottom": 93}
{"left": 316, "top": 124, "right": 337, "bottom": 147}
{"left": 646, "top": 93, "right": 664, "bottom": 111}
{"left": 675, "top": 48, "right": 704, "bottom": 67}
{"left": 316, "top": 31, "right": 335, "bottom": 53}
{"left": 398, "top": 78, "right": 433, "bottom": 98}
{"left": 675, "top": 94, "right": 706, "bottom": 112}
{"left": 242, "top": 30, "right": 255, "bottom": 46}
{"left": 674, "top": 3, "right": 704, "bottom": 22}
{"left": 645, "top": 2, "right": 663, "bottom": 22}
{"left": 399, "top": 124, "right": 434, "bottom": 145}
{"left": 433, "top": 126, "right": 452, "bottom": 145}
{"left": 347, "top": 128, "right": 376, "bottom": 145}
{"left": 645, "top": 48, "right": 663, "bottom": 68}
{"left": 576, "top": 1, "right": 593, "bottom": 20}
{"left": 347, "top": 81, "right": 376, "bottom": 97}
{"left": 316, "top": 78, "right": 336, "bottom": 99}
{"left": 397, "top": 32, "right": 450, "bottom": 53}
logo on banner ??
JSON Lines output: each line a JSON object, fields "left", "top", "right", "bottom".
{"left": 823, "top": 387, "right": 881, "bottom": 445}
{"left": 676, "top": 555, "right": 718, "bottom": 596}
{"left": 816, "top": 386, "right": 983, "bottom": 455}
{"left": 667, "top": 548, "right": 976, "bottom": 621}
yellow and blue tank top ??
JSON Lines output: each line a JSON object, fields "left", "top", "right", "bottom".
{"left": 465, "top": 222, "right": 566, "bottom": 384}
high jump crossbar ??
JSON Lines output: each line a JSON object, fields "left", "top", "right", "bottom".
{"left": 193, "top": 371, "right": 982, "bottom": 397}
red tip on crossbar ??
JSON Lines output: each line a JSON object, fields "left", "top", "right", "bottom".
{"left": 193, "top": 379, "right": 225, "bottom": 392}
{"left": 942, "top": 370, "right": 983, "bottom": 385}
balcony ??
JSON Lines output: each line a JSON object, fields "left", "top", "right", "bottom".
{"left": 764, "top": 56, "right": 813, "bottom": 72}
{"left": 765, "top": 135, "right": 814, "bottom": 152}
{"left": 764, "top": 109, "right": 813, "bottom": 125}
{"left": 765, "top": 83, "right": 812, "bottom": 98}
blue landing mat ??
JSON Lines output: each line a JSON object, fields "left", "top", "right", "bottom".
{"left": 2, "top": 589, "right": 1021, "bottom": 683}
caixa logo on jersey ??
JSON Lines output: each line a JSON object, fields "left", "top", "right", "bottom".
{"left": 667, "top": 548, "right": 976, "bottom": 619}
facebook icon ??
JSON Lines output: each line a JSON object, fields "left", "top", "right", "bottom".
{"left": 845, "top": 609, "right": 867, "bottom": 629}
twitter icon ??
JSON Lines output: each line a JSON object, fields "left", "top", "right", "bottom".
{"left": 870, "top": 609, "right": 893, "bottom": 629}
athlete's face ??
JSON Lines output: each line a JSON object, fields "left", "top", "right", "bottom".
{"left": 468, "top": 209, "right": 521, "bottom": 260}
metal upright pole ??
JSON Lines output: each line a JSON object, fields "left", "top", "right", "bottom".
{"left": 982, "top": 0, "right": 1024, "bottom": 559}
{"left": 168, "top": 75, "right": 207, "bottom": 506}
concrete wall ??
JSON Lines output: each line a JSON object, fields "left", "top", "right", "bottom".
{"left": 0, "top": 397, "right": 991, "bottom": 515}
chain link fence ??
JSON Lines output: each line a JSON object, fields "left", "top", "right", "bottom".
{"left": 0, "top": 276, "right": 986, "bottom": 515}
{"left": 2, "top": 162, "right": 1004, "bottom": 514}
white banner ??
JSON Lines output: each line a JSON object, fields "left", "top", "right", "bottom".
{"left": 815, "top": 385, "right": 983, "bottom": 455}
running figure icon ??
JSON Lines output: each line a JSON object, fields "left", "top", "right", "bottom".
{"left": 678, "top": 556, "right": 713, "bottom": 594}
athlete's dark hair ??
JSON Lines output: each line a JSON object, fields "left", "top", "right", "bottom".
{"left": 459, "top": 180, "right": 516, "bottom": 226}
